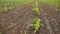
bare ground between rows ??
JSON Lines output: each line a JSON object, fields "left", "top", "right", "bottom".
{"left": 0, "top": 1, "right": 60, "bottom": 34}
{"left": 0, "top": 2, "right": 36, "bottom": 34}
{"left": 39, "top": 2, "right": 60, "bottom": 34}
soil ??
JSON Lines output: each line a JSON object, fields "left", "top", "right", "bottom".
{"left": 0, "top": 1, "right": 60, "bottom": 34}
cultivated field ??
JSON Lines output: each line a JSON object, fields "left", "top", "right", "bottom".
{"left": 0, "top": 0, "right": 60, "bottom": 34}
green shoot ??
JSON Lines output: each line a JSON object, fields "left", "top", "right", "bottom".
{"left": 11, "top": 6, "right": 14, "bottom": 10}
{"left": 9, "top": 7, "right": 12, "bottom": 10}
{"left": 3, "top": 7, "right": 8, "bottom": 12}
{"left": 26, "top": 18, "right": 41, "bottom": 33}
{"left": 9, "top": 6, "right": 14, "bottom": 10}
{"left": 33, "top": 0, "right": 40, "bottom": 15}
{"left": 33, "top": 18, "right": 41, "bottom": 33}
{"left": 0, "top": 8, "right": 3, "bottom": 12}
{"left": 35, "top": 0, "right": 39, "bottom": 7}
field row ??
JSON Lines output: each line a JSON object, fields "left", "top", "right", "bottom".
{"left": 40, "top": 0, "right": 60, "bottom": 9}
{"left": 0, "top": 0, "right": 34, "bottom": 12}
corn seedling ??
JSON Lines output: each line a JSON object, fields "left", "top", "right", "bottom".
{"left": 9, "top": 6, "right": 14, "bottom": 11}
{"left": 9, "top": 6, "right": 14, "bottom": 10}
{"left": 33, "top": 18, "right": 41, "bottom": 33}
{"left": 3, "top": 7, "right": 8, "bottom": 12}
{"left": 26, "top": 18, "right": 41, "bottom": 33}
{"left": 33, "top": 0, "right": 40, "bottom": 15}
{"left": 9, "top": 7, "right": 12, "bottom": 10}
{"left": 0, "top": 8, "right": 3, "bottom": 12}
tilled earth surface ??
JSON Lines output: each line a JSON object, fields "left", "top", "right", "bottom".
{"left": 0, "top": 1, "right": 60, "bottom": 34}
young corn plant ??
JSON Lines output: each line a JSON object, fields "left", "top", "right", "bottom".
{"left": 9, "top": 6, "right": 14, "bottom": 11}
{"left": 33, "top": 18, "right": 41, "bottom": 33}
{"left": 0, "top": 7, "right": 3, "bottom": 12}
{"left": 33, "top": 0, "right": 40, "bottom": 15}
{"left": 27, "top": 18, "right": 41, "bottom": 33}
{"left": 3, "top": 7, "right": 8, "bottom": 12}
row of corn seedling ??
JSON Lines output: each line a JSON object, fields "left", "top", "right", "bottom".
{"left": 26, "top": 0, "right": 41, "bottom": 34}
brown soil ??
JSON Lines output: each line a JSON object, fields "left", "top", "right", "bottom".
{"left": 0, "top": 1, "right": 60, "bottom": 34}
